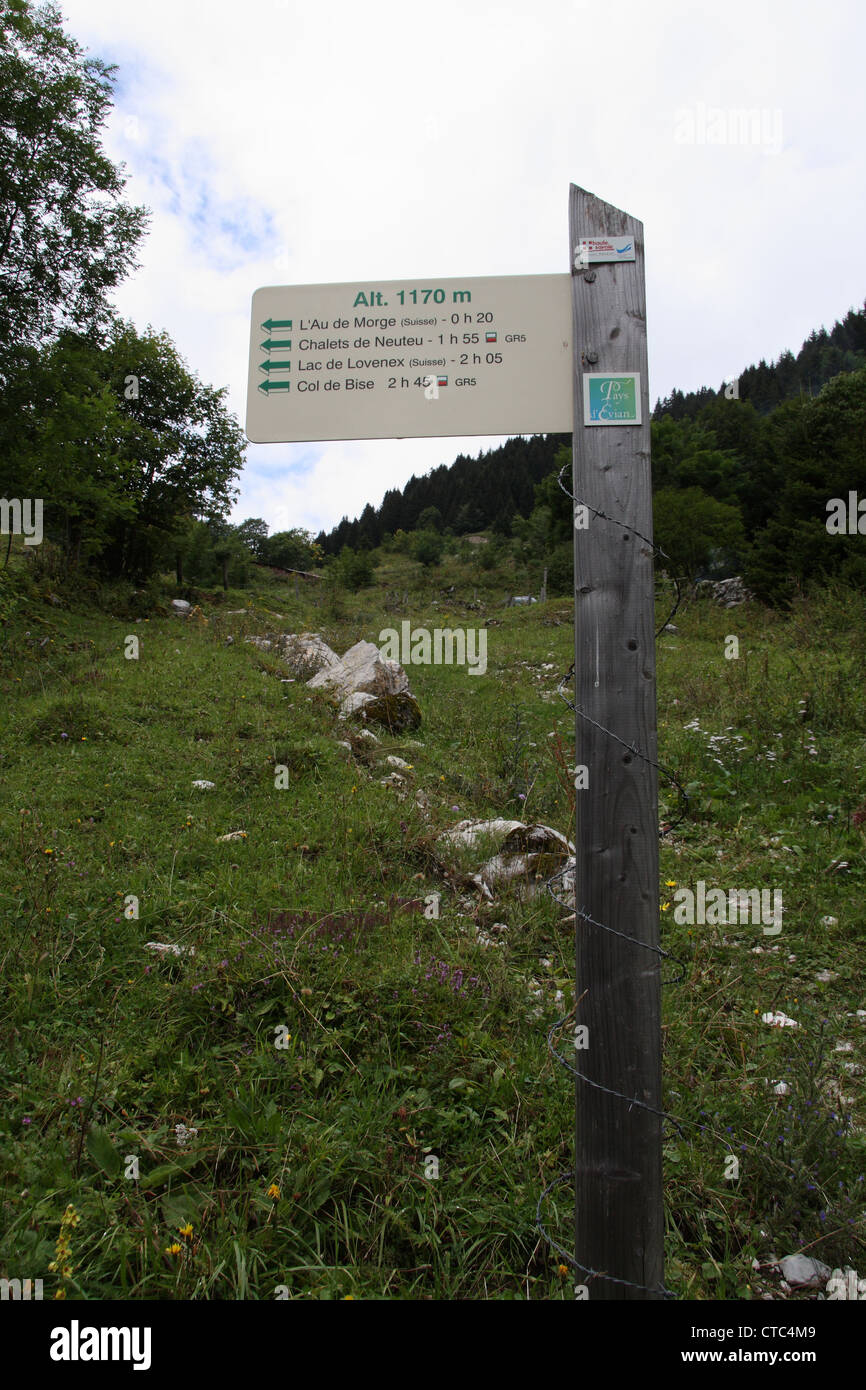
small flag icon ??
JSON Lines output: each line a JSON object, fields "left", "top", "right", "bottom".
{"left": 437, "top": 374, "right": 448, "bottom": 387}
{"left": 485, "top": 331, "right": 497, "bottom": 343}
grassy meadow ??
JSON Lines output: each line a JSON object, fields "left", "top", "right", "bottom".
{"left": 0, "top": 548, "right": 864, "bottom": 1300}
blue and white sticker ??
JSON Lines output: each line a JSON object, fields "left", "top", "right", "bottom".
{"left": 574, "top": 236, "right": 636, "bottom": 267}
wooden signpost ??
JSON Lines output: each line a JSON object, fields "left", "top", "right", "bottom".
{"left": 245, "top": 183, "right": 663, "bottom": 1298}
{"left": 569, "top": 184, "right": 663, "bottom": 1299}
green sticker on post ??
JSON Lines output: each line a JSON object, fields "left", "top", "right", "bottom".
{"left": 583, "top": 372, "right": 641, "bottom": 425}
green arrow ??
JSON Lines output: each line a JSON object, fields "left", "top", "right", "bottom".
{"left": 261, "top": 318, "right": 292, "bottom": 332}
{"left": 259, "top": 359, "right": 291, "bottom": 373}
{"left": 258, "top": 379, "right": 291, "bottom": 394}
{"left": 260, "top": 338, "right": 292, "bottom": 351}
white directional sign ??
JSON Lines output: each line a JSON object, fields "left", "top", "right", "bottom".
{"left": 245, "top": 274, "right": 573, "bottom": 443}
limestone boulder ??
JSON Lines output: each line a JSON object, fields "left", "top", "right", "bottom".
{"left": 307, "top": 639, "right": 421, "bottom": 729}
{"left": 276, "top": 632, "right": 340, "bottom": 680}
{"left": 308, "top": 639, "right": 408, "bottom": 697}
{"left": 693, "top": 576, "right": 753, "bottom": 606}
{"left": 340, "top": 689, "right": 422, "bottom": 732}
{"left": 437, "top": 819, "right": 575, "bottom": 901}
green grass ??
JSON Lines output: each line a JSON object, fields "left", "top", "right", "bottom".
{"left": 0, "top": 556, "right": 864, "bottom": 1300}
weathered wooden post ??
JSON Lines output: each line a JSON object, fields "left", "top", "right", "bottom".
{"left": 569, "top": 184, "right": 663, "bottom": 1298}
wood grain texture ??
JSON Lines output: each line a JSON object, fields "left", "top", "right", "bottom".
{"left": 569, "top": 183, "right": 663, "bottom": 1299}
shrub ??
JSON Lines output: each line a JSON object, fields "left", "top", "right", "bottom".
{"left": 412, "top": 531, "right": 444, "bottom": 567}
{"left": 334, "top": 547, "right": 375, "bottom": 592}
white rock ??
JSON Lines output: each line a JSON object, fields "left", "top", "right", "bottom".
{"left": 775, "top": 1254, "right": 831, "bottom": 1288}
{"left": 171, "top": 599, "right": 190, "bottom": 614}
{"left": 192, "top": 780, "right": 216, "bottom": 790}
{"left": 145, "top": 942, "right": 195, "bottom": 958}
{"left": 217, "top": 830, "right": 247, "bottom": 841}
{"left": 438, "top": 818, "right": 525, "bottom": 848}
{"left": 308, "top": 639, "right": 408, "bottom": 697}
{"left": 438, "top": 819, "right": 574, "bottom": 903}
{"left": 386, "top": 755, "right": 412, "bottom": 770}
{"left": 276, "top": 632, "right": 340, "bottom": 679}
{"left": 762, "top": 1011, "right": 799, "bottom": 1028}
{"left": 340, "top": 690, "right": 377, "bottom": 718}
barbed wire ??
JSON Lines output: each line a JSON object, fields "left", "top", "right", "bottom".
{"left": 535, "top": 460, "right": 691, "bottom": 1297}
{"left": 536, "top": 1170, "right": 678, "bottom": 1298}
{"left": 556, "top": 463, "right": 690, "bottom": 834}
{"left": 556, "top": 665, "right": 690, "bottom": 834}
{"left": 536, "top": 464, "right": 841, "bottom": 1298}
{"left": 557, "top": 461, "right": 685, "bottom": 639}
{"left": 545, "top": 862, "right": 687, "bottom": 988}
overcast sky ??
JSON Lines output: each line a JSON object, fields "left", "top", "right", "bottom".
{"left": 61, "top": 0, "right": 866, "bottom": 538}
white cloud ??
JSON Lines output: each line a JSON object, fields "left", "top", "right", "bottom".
{"left": 59, "top": 0, "right": 866, "bottom": 534}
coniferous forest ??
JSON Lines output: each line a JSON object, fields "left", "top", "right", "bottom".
{"left": 316, "top": 306, "right": 866, "bottom": 605}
